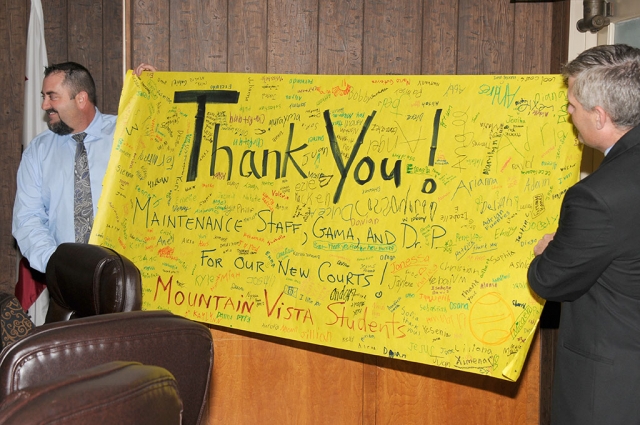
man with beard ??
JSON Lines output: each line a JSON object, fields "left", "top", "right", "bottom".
{"left": 12, "top": 62, "right": 155, "bottom": 274}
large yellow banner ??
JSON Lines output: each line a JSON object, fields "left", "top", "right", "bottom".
{"left": 93, "top": 71, "right": 580, "bottom": 380}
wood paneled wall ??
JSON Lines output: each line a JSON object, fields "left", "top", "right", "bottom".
{"left": 0, "top": 0, "right": 28, "bottom": 295}
{"left": 42, "top": 0, "right": 123, "bottom": 115}
{"left": 1, "top": 1, "right": 570, "bottom": 424}
{"left": 129, "top": 0, "right": 568, "bottom": 76}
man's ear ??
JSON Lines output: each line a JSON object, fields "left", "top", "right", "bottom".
{"left": 75, "top": 91, "right": 89, "bottom": 110}
{"left": 593, "top": 106, "right": 608, "bottom": 130}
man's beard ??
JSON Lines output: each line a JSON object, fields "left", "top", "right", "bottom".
{"left": 46, "top": 109, "right": 74, "bottom": 135}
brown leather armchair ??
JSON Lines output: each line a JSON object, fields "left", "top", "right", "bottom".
{"left": 0, "top": 310, "right": 213, "bottom": 425}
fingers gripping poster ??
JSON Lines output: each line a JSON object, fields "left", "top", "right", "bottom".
{"left": 93, "top": 71, "right": 581, "bottom": 381}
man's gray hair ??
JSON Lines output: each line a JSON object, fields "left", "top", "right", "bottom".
{"left": 563, "top": 44, "right": 640, "bottom": 129}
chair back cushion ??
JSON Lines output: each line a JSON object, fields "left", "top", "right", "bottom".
{"left": 0, "top": 361, "right": 182, "bottom": 424}
{"left": 45, "top": 243, "right": 142, "bottom": 322}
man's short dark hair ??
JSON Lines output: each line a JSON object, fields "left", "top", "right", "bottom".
{"left": 44, "top": 62, "right": 97, "bottom": 106}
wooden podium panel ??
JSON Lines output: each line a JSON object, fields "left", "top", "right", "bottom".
{"left": 373, "top": 335, "right": 540, "bottom": 424}
{"left": 208, "top": 327, "right": 540, "bottom": 424}
{"left": 209, "top": 327, "right": 366, "bottom": 424}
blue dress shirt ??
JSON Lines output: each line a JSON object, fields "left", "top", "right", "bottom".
{"left": 12, "top": 108, "right": 117, "bottom": 272}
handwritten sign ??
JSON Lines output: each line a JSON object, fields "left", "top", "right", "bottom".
{"left": 92, "top": 71, "right": 580, "bottom": 380}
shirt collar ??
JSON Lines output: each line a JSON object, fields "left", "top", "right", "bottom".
{"left": 71, "top": 107, "right": 103, "bottom": 143}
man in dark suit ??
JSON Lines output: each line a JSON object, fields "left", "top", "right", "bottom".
{"left": 528, "top": 44, "right": 640, "bottom": 425}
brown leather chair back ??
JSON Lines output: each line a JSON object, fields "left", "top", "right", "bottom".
{"left": 0, "top": 361, "right": 183, "bottom": 424}
{"left": 45, "top": 243, "right": 142, "bottom": 322}
{"left": 0, "top": 311, "right": 213, "bottom": 425}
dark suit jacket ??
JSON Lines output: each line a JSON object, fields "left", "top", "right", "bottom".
{"left": 528, "top": 124, "right": 640, "bottom": 425}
